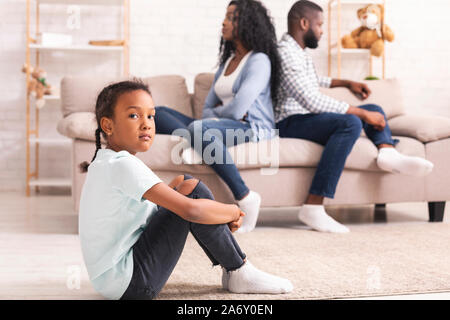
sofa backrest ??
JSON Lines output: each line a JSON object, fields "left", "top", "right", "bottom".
{"left": 193, "top": 75, "right": 405, "bottom": 120}
{"left": 320, "top": 78, "right": 405, "bottom": 119}
{"left": 193, "top": 73, "right": 215, "bottom": 119}
{"left": 60, "top": 75, "right": 193, "bottom": 118}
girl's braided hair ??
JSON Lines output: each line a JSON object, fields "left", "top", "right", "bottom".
{"left": 219, "top": 0, "right": 281, "bottom": 103}
{"left": 79, "top": 79, "right": 151, "bottom": 173}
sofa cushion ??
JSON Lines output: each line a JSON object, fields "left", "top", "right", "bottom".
{"left": 389, "top": 114, "right": 450, "bottom": 143}
{"left": 193, "top": 75, "right": 405, "bottom": 121}
{"left": 142, "top": 75, "right": 193, "bottom": 117}
{"left": 60, "top": 75, "right": 193, "bottom": 118}
{"left": 57, "top": 112, "right": 102, "bottom": 142}
{"left": 320, "top": 78, "right": 405, "bottom": 119}
{"left": 193, "top": 73, "right": 215, "bottom": 119}
{"left": 135, "top": 134, "right": 425, "bottom": 173}
{"left": 60, "top": 76, "right": 125, "bottom": 117}
{"left": 254, "top": 135, "right": 425, "bottom": 172}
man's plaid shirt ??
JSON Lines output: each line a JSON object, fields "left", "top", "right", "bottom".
{"left": 274, "top": 33, "right": 349, "bottom": 123}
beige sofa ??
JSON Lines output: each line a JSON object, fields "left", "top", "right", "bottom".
{"left": 57, "top": 74, "right": 450, "bottom": 222}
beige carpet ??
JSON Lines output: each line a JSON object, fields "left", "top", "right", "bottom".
{"left": 2, "top": 222, "right": 450, "bottom": 300}
{"left": 157, "top": 222, "right": 450, "bottom": 300}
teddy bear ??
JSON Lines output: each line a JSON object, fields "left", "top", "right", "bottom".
{"left": 21, "top": 63, "right": 53, "bottom": 109}
{"left": 341, "top": 4, "right": 394, "bottom": 57}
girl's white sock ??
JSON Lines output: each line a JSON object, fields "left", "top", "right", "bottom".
{"left": 222, "top": 267, "right": 229, "bottom": 290}
{"left": 377, "top": 147, "right": 433, "bottom": 176}
{"left": 236, "top": 191, "right": 261, "bottom": 233}
{"left": 298, "top": 204, "right": 350, "bottom": 233}
{"left": 227, "top": 260, "right": 293, "bottom": 294}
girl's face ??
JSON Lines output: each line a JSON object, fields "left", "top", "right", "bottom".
{"left": 101, "top": 90, "right": 156, "bottom": 155}
{"left": 222, "top": 4, "right": 238, "bottom": 41}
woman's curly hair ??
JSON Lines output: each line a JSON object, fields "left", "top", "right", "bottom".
{"left": 219, "top": 0, "right": 281, "bottom": 102}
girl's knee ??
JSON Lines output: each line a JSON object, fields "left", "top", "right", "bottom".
{"left": 175, "top": 178, "right": 200, "bottom": 196}
{"left": 176, "top": 179, "right": 214, "bottom": 200}
{"left": 192, "top": 181, "right": 215, "bottom": 200}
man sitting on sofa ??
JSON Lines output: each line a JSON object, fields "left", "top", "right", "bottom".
{"left": 275, "top": 0, "right": 434, "bottom": 233}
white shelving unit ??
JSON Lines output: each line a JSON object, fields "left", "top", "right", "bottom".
{"left": 328, "top": 0, "right": 386, "bottom": 79}
{"left": 29, "top": 44, "right": 125, "bottom": 52}
{"left": 25, "top": 0, "right": 129, "bottom": 196}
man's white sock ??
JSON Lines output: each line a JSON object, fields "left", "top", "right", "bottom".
{"left": 236, "top": 191, "right": 261, "bottom": 234}
{"left": 227, "top": 260, "right": 293, "bottom": 294}
{"left": 377, "top": 147, "right": 433, "bottom": 176}
{"left": 298, "top": 204, "right": 349, "bottom": 233}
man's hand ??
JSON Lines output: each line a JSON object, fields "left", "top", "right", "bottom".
{"left": 228, "top": 210, "right": 245, "bottom": 233}
{"left": 330, "top": 79, "right": 371, "bottom": 100}
{"left": 348, "top": 81, "right": 371, "bottom": 100}
{"left": 347, "top": 106, "right": 386, "bottom": 131}
{"left": 361, "top": 110, "right": 386, "bottom": 131}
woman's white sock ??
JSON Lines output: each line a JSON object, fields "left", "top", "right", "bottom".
{"left": 236, "top": 191, "right": 261, "bottom": 233}
{"left": 377, "top": 147, "right": 433, "bottom": 176}
{"left": 227, "top": 260, "right": 293, "bottom": 294}
{"left": 298, "top": 204, "right": 350, "bottom": 233}
{"left": 181, "top": 147, "right": 203, "bottom": 165}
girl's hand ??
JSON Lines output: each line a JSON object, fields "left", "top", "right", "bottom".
{"left": 228, "top": 210, "right": 245, "bottom": 233}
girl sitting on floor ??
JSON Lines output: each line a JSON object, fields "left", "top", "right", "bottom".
{"left": 78, "top": 79, "right": 293, "bottom": 300}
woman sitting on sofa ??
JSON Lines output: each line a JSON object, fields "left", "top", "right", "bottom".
{"left": 154, "top": 0, "right": 280, "bottom": 233}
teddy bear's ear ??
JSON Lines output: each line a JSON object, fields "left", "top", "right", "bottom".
{"left": 357, "top": 7, "right": 366, "bottom": 19}
{"left": 377, "top": 4, "right": 385, "bottom": 21}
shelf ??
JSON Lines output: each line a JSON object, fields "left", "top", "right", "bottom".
{"left": 29, "top": 178, "right": 71, "bottom": 187}
{"left": 331, "top": 47, "right": 371, "bottom": 55}
{"left": 30, "top": 94, "right": 60, "bottom": 101}
{"left": 37, "top": 0, "right": 123, "bottom": 6}
{"left": 43, "top": 95, "right": 60, "bottom": 100}
{"left": 25, "top": 0, "right": 129, "bottom": 196}
{"left": 29, "top": 137, "right": 72, "bottom": 145}
{"left": 29, "top": 44, "right": 124, "bottom": 52}
{"left": 330, "top": 0, "right": 385, "bottom": 7}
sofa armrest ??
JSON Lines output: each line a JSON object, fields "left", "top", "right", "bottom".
{"left": 388, "top": 114, "right": 450, "bottom": 143}
{"left": 57, "top": 112, "right": 103, "bottom": 142}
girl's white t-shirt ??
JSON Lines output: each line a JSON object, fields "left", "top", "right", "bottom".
{"left": 214, "top": 50, "right": 253, "bottom": 107}
{"left": 79, "top": 148, "right": 162, "bottom": 300}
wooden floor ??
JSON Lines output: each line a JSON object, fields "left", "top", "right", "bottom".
{"left": 0, "top": 191, "right": 449, "bottom": 300}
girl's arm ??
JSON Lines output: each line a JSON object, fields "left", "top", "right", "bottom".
{"left": 143, "top": 182, "right": 241, "bottom": 225}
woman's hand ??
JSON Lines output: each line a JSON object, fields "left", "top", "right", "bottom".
{"left": 228, "top": 210, "right": 245, "bottom": 233}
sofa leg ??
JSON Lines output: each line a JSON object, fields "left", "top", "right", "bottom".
{"left": 374, "top": 203, "right": 387, "bottom": 223}
{"left": 428, "top": 202, "right": 446, "bottom": 222}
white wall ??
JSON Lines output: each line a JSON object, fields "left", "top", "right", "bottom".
{"left": 1, "top": 0, "right": 450, "bottom": 192}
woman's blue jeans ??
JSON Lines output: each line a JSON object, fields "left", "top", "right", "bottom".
{"left": 276, "top": 104, "right": 399, "bottom": 199}
{"left": 154, "top": 106, "right": 251, "bottom": 200}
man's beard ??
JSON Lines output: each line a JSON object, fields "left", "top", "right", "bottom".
{"left": 304, "top": 28, "right": 319, "bottom": 49}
